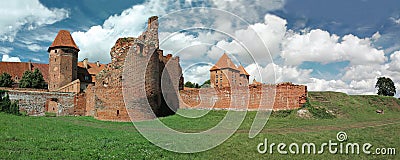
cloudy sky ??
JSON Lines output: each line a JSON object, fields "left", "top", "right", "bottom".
{"left": 1, "top": 0, "right": 400, "bottom": 96}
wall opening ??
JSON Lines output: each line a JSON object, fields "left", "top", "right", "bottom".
{"left": 117, "top": 110, "right": 120, "bottom": 116}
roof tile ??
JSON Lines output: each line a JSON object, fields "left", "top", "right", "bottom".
{"left": 48, "top": 30, "right": 79, "bottom": 52}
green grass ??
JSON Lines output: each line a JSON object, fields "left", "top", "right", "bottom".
{"left": 0, "top": 92, "right": 399, "bottom": 159}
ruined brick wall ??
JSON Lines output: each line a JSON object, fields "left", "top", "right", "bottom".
{"left": 86, "top": 16, "right": 182, "bottom": 122}
{"left": 91, "top": 86, "right": 131, "bottom": 121}
{"left": 3, "top": 88, "right": 75, "bottom": 116}
{"left": 180, "top": 83, "right": 307, "bottom": 111}
{"left": 84, "top": 85, "right": 95, "bottom": 116}
{"left": 73, "top": 93, "right": 86, "bottom": 116}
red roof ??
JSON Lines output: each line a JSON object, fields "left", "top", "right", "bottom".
{"left": 0, "top": 62, "right": 49, "bottom": 83}
{"left": 48, "top": 30, "right": 80, "bottom": 52}
{"left": 210, "top": 53, "right": 238, "bottom": 71}
{"left": 237, "top": 65, "right": 250, "bottom": 76}
{"left": 77, "top": 62, "right": 106, "bottom": 75}
{"left": 77, "top": 62, "right": 106, "bottom": 83}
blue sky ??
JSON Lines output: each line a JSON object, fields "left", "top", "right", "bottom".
{"left": 1, "top": 0, "right": 400, "bottom": 96}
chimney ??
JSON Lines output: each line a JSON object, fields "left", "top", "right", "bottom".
{"left": 83, "top": 58, "right": 88, "bottom": 69}
{"left": 28, "top": 60, "right": 32, "bottom": 71}
{"left": 96, "top": 61, "right": 100, "bottom": 67}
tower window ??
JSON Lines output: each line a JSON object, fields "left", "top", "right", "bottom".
{"left": 117, "top": 110, "right": 120, "bottom": 116}
{"left": 55, "top": 49, "right": 57, "bottom": 53}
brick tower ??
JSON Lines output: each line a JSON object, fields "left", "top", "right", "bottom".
{"left": 48, "top": 30, "right": 80, "bottom": 91}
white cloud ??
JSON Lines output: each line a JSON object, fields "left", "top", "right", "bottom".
{"left": 391, "top": 17, "right": 400, "bottom": 25}
{"left": 0, "top": 47, "right": 13, "bottom": 54}
{"left": 207, "top": 14, "right": 287, "bottom": 66}
{"left": 209, "top": 0, "right": 286, "bottom": 23}
{"left": 388, "top": 51, "right": 400, "bottom": 72}
{"left": 0, "top": 0, "right": 69, "bottom": 42}
{"left": 2, "top": 55, "right": 21, "bottom": 62}
{"left": 72, "top": 0, "right": 167, "bottom": 63}
{"left": 372, "top": 31, "right": 381, "bottom": 40}
{"left": 281, "top": 29, "right": 387, "bottom": 66}
{"left": 245, "top": 63, "right": 313, "bottom": 84}
{"left": 26, "top": 44, "right": 44, "bottom": 52}
{"left": 70, "top": 0, "right": 287, "bottom": 63}
{"left": 182, "top": 64, "right": 211, "bottom": 84}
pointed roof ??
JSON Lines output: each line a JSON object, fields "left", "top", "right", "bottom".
{"left": 48, "top": 30, "right": 80, "bottom": 52}
{"left": 210, "top": 53, "right": 238, "bottom": 71}
{"left": 237, "top": 65, "right": 250, "bottom": 76}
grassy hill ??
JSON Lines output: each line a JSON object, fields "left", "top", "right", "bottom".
{"left": 0, "top": 92, "right": 399, "bottom": 159}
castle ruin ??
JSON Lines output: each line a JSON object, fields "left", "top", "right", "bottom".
{"left": 0, "top": 16, "right": 307, "bottom": 121}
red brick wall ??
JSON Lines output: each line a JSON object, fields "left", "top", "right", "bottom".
{"left": 4, "top": 88, "right": 76, "bottom": 116}
{"left": 180, "top": 83, "right": 307, "bottom": 111}
{"left": 85, "top": 16, "right": 180, "bottom": 122}
{"left": 73, "top": 93, "right": 86, "bottom": 116}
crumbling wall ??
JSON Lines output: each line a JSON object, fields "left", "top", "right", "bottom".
{"left": 86, "top": 16, "right": 183, "bottom": 122}
{"left": 2, "top": 88, "right": 75, "bottom": 116}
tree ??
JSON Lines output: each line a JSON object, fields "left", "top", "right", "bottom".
{"left": 0, "top": 92, "right": 20, "bottom": 115}
{"left": 184, "top": 81, "right": 195, "bottom": 88}
{"left": 375, "top": 77, "right": 396, "bottom": 96}
{"left": 201, "top": 79, "right": 211, "bottom": 87}
{"left": 19, "top": 69, "right": 46, "bottom": 89}
{"left": 31, "top": 68, "right": 46, "bottom": 89}
{"left": 0, "top": 73, "right": 13, "bottom": 87}
{"left": 0, "top": 93, "right": 11, "bottom": 113}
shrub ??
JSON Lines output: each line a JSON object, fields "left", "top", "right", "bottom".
{"left": 0, "top": 72, "right": 13, "bottom": 87}
{"left": 0, "top": 92, "right": 20, "bottom": 116}
{"left": 271, "top": 110, "right": 293, "bottom": 118}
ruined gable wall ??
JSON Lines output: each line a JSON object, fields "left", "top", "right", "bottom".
{"left": 86, "top": 16, "right": 182, "bottom": 122}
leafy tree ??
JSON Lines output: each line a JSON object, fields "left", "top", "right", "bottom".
{"left": 19, "top": 69, "right": 46, "bottom": 89}
{"left": 184, "top": 81, "right": 201, "bottom": 88}
{"left": 19, "top": 70, "right": 32, "bottom": 88}
{"left": 31, "top": 68, "right": 46, "bottom": 89}
{"left": 184, "top": 81, "right": 195, "bottom": 88}
{"left": 375, "top": 77, "right": 396, "bottom": 96}
{"left": 0, "top": 72, "right": 13, "bottom": 87}
{"left": 201, "top": 79, "right": 211, "bottom": 87}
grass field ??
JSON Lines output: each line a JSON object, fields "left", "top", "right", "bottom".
{"left": 0, "top": 92, "right": 399, "bottom": 159}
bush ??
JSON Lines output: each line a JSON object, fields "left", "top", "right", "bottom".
{"left": 271, "top": 110, "right": 293, "bottom": 118}
{"left": 0, "top": 91, "right": 20, "bottom": 116}
{"left": 0, "top": 72, "right": 13, "bottom": 87}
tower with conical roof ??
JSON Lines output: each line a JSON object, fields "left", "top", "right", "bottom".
{"left": 48, "top": 30, "right": 80, "bottom": 91}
